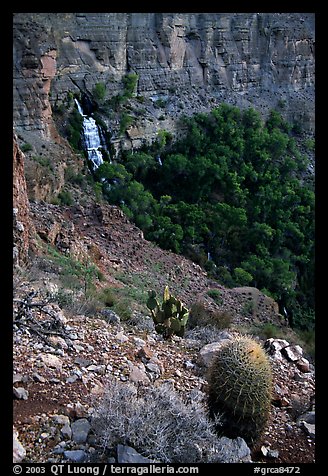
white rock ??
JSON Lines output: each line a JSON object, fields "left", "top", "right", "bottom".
{"left": 13, "top": 429, "right": 26, "bottom": 463}
{"left": 282, "top": 344, "right": 303, "bottom": 362}
{"left": 115, "top": 331, "right": 129, "bottom": 343}
{"left": 300, "top": 421, "right": 315, "bottom": 438}
{"left": 128, "top": 363, "right": 150, "bottom": 385}
{"left": 132, "top": 337, "right": 146, "bottom": 347}
{"left": 198, "top": 340, "right": 231, "bottom": 367}
{"left": 52, "top": 414, "right": 70, "bottom": 425}
{"left": 40, "top": 354, "right": 63, "bottom": 371}
{"left": 13, "top": 387, "right": 29, "bottom": 400}
{"left": 264, "top": 338, "right": 290, "bottom": 359}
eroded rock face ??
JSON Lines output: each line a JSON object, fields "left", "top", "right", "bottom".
{"left": 13, "top": 13, "right": 315, "bottom": 142}
{"left": 13, "top": 133, "right": 35, "bottom": 266}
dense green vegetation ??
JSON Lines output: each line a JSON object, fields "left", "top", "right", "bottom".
{"left": 94, "top": 104, "right": 314, "bottom": 332}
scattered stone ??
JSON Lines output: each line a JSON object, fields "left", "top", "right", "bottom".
{"left": 75, "top": 357, "right": 93, "bottom": 368}
{"left": 48, "top": 335, "right": 68, "bottom": 350}
{"left": 117, "top": 444, "right": 154, "bottom": 463}
{"left": 13, "top": 428, "right": 26, "bottom": 463}
{"left": 296, "top": 357, "right": 310, "bottom": 373}
{"left": 66, "top": 375, "right": 80, "bottom": 384}
{"left": 52, "top": 414, "right": 70, "bottom": 425}
{"left": 198, "top": 339, "right": 230, "bottom": 367}
{"left": 63, "top": 450, "right": 87, "bottom": 463}
{"left": 100, "top": 309, "right": 121, "bottom": 324}
{"left": 132, "top": 336, "right": 146, "bottom": 348}
{"left": 13, "top": 373, "right": 24, "bottom": 384}
{"left": 137, "top": 345, "right": 153, "bottom": 361}
{"left": 115, "top": 331, "right": 129, "bottom": 343}
{"left": 13, "top": 387, "right": 29, "bottom": 400}
{"left": 297, "top": 411, "right": 315, "bottom": 425}
{"left": 128, "top": 363, "right": 150, "bottom": 385}
{"left": 216, "top": 436, "right": 251, "bottom": 463}
{"left": 282, "top": 344, "right": 303, "bottom": 362}
{"left": 71, "top": 418, "right": 91, "bottom": 444}
{"left": 65, "top": 402, "right": 88, "bottom": 419}
{"left": 61, "top": 422, "right": 72, "bottom": 440}
{"left": 32, "top": 372, "right": 46, "bottom": 383}
{"left": 184, "top": 360, "right": 195, "bottom": 369}
{"left": 292, "top": 371, "right": 307, "bottom": 382}
{"left": 261, "top": 446, "right": 279, "bottom": 458}
{"left": 300, "top": 421, "right": 315, "bottom": 439}
{"left": 86, "top": 364, "right": 106, "bottom": 374}
{"left": 40, "top": 353, "right": 63, "bottom": 371}
{"left": 272, "top": 383, "right": 289, "bottom": 407}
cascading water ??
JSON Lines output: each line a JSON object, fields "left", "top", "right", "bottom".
{"left": 75, "top": 99, "right": 105, "bottom": 170}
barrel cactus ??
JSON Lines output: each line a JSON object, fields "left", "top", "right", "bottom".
{"left": 207, "top": 335, "right": 273, "bottom": 446}
{"left": 146, "top": 286, "right": 189, "bottom": 339}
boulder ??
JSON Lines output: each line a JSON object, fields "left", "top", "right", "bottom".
{"left": 40, "top": 353, "right": 63, "bottom": 371}
{"left": 63, "top": 450, "right": 87, "bottom": 463}
{"left": 198, "top": 339, "right": 231, "bottom": 368}
{"left": 282, "top": 344, "right": 303, "bottom": 362}
{"left": 295, "top": 357, "right": 310, "bottom": 373}
{"left": 216, "top": 436, "right": 251, "bottom": 463}
{"left": 264, "top": 338, "right": 290, "bottom": 359}
{"left": 71, "top": 418, "right": 91, "bottom": 444}
{"left": 128, "top": 363, "right": 150, "bottom": 385}
{"left": 117, "top": 444, "right": 154, "bottom": 463}
{"left": 13, "top": 387, "right": 29, "bottom": 400}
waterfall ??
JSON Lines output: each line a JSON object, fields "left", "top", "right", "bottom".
{"left": 75, "top": 99, "right": 105, "bottom": 170}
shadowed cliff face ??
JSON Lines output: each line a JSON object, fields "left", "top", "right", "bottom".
{"left": 13, "top": 12, "right": 315, "bottom": 139}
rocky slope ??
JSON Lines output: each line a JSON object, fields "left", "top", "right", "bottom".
{"left": 13, "top": 135, "right": 315, "bottom": 464}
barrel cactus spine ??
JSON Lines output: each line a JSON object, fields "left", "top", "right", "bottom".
{"left": 207, "top": 335, "right": 273, "bottom": 446}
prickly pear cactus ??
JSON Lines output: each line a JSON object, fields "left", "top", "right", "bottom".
{"left": 146, "top": 286, "right": 189, "bottom": 339}
{"left": 207, "top": 335, "right": 273, "bottom": 446}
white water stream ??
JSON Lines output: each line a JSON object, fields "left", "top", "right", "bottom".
{"left": 75, "top": 99, "right": 104, "bottom": 170}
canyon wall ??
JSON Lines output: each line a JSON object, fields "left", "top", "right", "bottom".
{"left": 13, "top": 13, "right": 315, "bottom": 170}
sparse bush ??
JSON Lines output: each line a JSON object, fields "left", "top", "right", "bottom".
{"left": 206, "top": 289, "right": 223, "bottom": 305}
{"left": 211, "top": 310, "right": 232, "bottom": 329}
{"left": 256, "top": 322, "right": 281, "bottom": 339}
{"left": 93, "top": 82, "right": 106, "bottom": 103}
{"left": 98, "top": 287, "right": 116, "bottom": 307}
{"left": 189, "top": 301, "right": 209, "bottom": 328}
{"left": 21, "top": 143, "right": 33, "bottom": 153}
{"left": 58, "top": 190, "right": 73, "bottom": 206}
{"left": 91, "top": 380, "right": 228, "bottom": 463}
{"left": 189, "top": 301, "right": 231, "bottom": 330}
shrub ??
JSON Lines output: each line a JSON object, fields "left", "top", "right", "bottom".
{"left": 21, "top": 143, "right": 33, "bottom": 153}
{"left": 122, "top": 73, "right": 138, "bottom": 98}
{"left": 91, "top": 380, "right": 227, "bottom": 463}
{"left": 93, "top": 82, "right": 106, "bottom": 103}
{"left": 206, "top": 289, "right": 223, "bottom": 305}
{"left": 98, "top": 287, "right": 116, "bottom": 307}
{"left": 189, "top": 301, "right": 231, "bottom": 330}
{"left": 58, "top": 190, "right": 73, "bottom": 206}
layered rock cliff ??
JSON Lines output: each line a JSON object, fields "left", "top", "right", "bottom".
{"left": 13, "top": 13, "right": 315, "bottom": 197}
{"left": 13, "top": 13, "right": 315, "bottom": 134}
